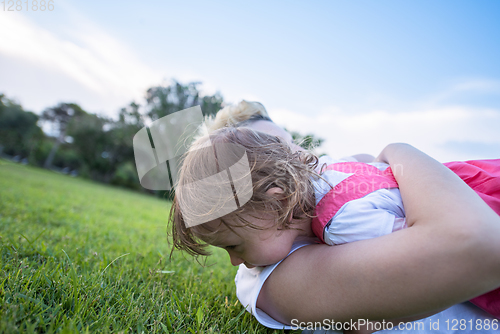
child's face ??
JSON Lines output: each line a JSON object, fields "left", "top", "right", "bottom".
{"left": 206, "top": 211, "right": 302, "bottom": 268}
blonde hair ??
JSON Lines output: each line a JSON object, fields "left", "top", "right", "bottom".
{"left": 205, "top": 100, "right": 270, "bottom": 133}
{"left": 170, "top": 127, "right": 319, "bottom": 257}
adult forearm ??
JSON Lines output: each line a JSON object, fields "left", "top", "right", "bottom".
{"left": 378, "top": 143, "right": 500, "bottom": 273}
{"left": 376, "top": 143, "right": 499, "bottom": 230}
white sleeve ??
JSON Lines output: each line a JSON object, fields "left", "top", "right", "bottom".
{"left": 234, "top": 240, "right": 341, "bottom": 331}
{"left": 324, "top": 188, "right": 406, "bottom": 245}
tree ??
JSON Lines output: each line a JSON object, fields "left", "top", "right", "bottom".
{"left": 288, "top": 129, "right": 324, "bottom": 151}
{"left": 145, "top": 80, "right": 224, "bottom": 121}
{"left": 0, "top": 94, "right": 44, "bottom": 158}
{"left": 67, "top": 102, "right": 142, "bottom": 185}
{"left": 200, "top": 93, "right": 224, "bottom": 118}
{"left": 106, "top": 102, "right": 144, "bottom": 188}
{"left": 66, "top": 110, "right": 112, "bottom": 181}
{"left": 41, "top": 103, "right": 85, "bottom": 169}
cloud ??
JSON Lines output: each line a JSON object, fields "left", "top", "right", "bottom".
{"left": 0, "top": 12, "right": 161, "bottom": 115}
{"left": 441, "top": 141, "right": 500, "bottom": 158}
{"left": 425, "top": 79, "right": 500, "bottom": 106}
{"left": 270, "top": 105, "right": 500, "bottom": 162}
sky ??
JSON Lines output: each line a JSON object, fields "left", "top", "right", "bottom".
{"left": 1, "top": 0, "right": 499, "bottom": 162}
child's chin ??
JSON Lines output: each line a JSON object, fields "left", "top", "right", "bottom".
{"left": 244, "top": 262, "right": 271, "bottom": 269}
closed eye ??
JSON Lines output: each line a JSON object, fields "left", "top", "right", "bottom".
{"left": 225, "top": 245, "right": 237, "bottom": 250}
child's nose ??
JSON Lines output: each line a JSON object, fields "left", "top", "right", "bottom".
{"left": 229, "top": 253, "right": 245, "bottom": 266}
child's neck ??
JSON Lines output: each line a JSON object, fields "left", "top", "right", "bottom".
{"left": 292, "top": 216, "right": 316, "bottom": 241}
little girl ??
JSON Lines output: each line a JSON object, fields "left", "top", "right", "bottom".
{"left": 170, "top": 126, "right": 500, "bottom": 322}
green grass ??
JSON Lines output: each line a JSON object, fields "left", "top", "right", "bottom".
{"left": 0, "top": 159, "right": 298, "bottom": 333}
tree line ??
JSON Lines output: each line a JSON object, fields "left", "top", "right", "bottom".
{"left": 0, "top": 80, "right": 322, "bottom": 197}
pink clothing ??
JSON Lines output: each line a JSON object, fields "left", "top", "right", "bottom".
{"left": 312, "top": 162, "right": 399, "bottom": 243}
{"left": 311, "top": 159, "right": 500, "bottom": 319}
{"left": 445, "top": 160, "right": 500, "bottom": 318}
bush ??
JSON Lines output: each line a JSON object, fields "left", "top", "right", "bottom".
{"left": 111, "top": 161, "right": 141, "bottom": 189}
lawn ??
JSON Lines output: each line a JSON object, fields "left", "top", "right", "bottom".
{"left": 0, "top": 159, "right": 297, "bottom": 333}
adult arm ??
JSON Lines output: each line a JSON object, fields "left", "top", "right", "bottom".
{"left": 351, "top": 153, "right": 376, "bottom": 163}
{"left": 257, "top": 143, "right": 500, "bottom": 324}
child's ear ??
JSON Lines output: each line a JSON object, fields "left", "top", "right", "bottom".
{"left": 265, "top": 187, "right": 286, "bottom": 200}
